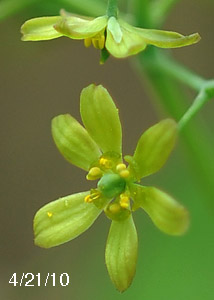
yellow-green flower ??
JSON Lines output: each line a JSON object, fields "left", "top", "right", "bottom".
{"left": 21, "top": 10, "right": 200, "bottom": 62}
{"left": 34, "top": 84, "right": 189, "bottom": 292}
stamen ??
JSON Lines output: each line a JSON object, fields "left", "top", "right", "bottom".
{"left": 84, "top": 195, "right": 93, "bottom": 203}
{"left": 86, "top": 167, "right": 102, "bottom": 180}
{"left": 92, "top": 38, "right": 100, "bottom": 49}
{"left": 84, "top": 190, "right": 101, "bottom": 203}
{"left": 91, "top": 34, "right": 105, "bottom": 50}
{"left": 91, "top": 192, "right": 100, "bottom": 200}
{"left": 99, "top": 157, "right": 112, "bottom": 169}
{"left": 84, "top": 38, "right": 92, "bottom": 48}
{"left": 119, "top": 194, "right": 130, "bottom": 208}
{"left": 116, "top": 163, "right": 126, "bottom": 172}
{"left": 98, "top": 35, "right": 105, "bottom": 49}
{"left": 119, "top": 169, "right": 130, "bottom": 178}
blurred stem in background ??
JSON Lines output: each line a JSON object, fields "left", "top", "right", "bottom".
{"left": 0, "top": 0, "right": 106, "bottom": 21}
{"left": 133, "top": 0, "right": 214, "bottom": 207}
{"left": 0, "top": 0, "right": 38, "bottom": 20}
{"left": 150, "top": 0, "right": 180, "bottom": 27}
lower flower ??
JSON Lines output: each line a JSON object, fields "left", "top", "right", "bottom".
{"left": 34, "top": 84, "right": 189, "bottom": 292}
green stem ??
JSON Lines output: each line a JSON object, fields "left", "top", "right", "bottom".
{"left": 142, "top": 51, "right": 214, "bottom": 131}
{"left": 106, "top": 0, "right": 118, "bottom": 18}
{"left": 178, "top": 87, "right": 213, "bottom": 131}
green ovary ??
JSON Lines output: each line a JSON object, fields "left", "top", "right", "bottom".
{"left": 98, "top": 173, "right": 126, "bottom": 199}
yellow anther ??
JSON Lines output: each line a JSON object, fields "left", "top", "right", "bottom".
{"left": 91, "top": 34, "right": 105, "bottom": 50}
{"left": 47, "top": 212, "right": 53, "bottom": 218}
{"left": 116, "top": 163, "right": 126, "bottom": 172}
{"left": 92, "top": 38, "right": 100, "bottom": 49}
{"left": 119, "top": 194, "right": 130, "bottom": 209}
{"left": 98, "top": 35, "right": 105, "bottom": 49}
{"left": 99, "top": 157, "right": 112, "bottom": 169}
{"left": 84, "top": 195, "right": 93, "bottom": 203}
{"left": 84, "top": 190, "right": 101, "bottom": 203}
{"left": 109, "top": 203, "right": 121, "bottom": 214}
{"left": 86, "top": 167, "right": 102, "bottom": 180}
{"left": 91, "top": 192, "right": 100, "bottom": 200}
{"left": 99, "top": 157, "right": 107, "bottom": 165}
{"left": 119, "top": 169, "right": 130, "bottom": 178}
{"left": 84, "top": 38, "right": 92, "bottom": 48}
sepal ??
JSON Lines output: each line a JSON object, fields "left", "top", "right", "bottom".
{"left": 52, "top": 114, "right": 101, "bottom": 171}
{"left": 34, "top": 192, "right": 102, "bottom": 248}
{"left": 130, "top": 184, "right": 189, "bottom": 235}
{"left": 80, "top": 84, "right": 122, "bottom": 154}
{"left": 21, "top": 16, "right": 63, "bottom": 41}
{"left": 105, "top": 215, "right": 138, "bottom": 292}
{"left": 131, "top": 119, "right": 177, "bottom": 179}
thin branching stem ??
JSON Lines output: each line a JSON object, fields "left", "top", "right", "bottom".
{"left": 178, "top": 80, "right": 214, "bottom": 131}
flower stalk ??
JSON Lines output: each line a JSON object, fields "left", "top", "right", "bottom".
{"left": 140, "top": 51, "right": 214, "bottom": 131}
{"left": 106, "top": 0, "right": 118, "bottom": 18}
{"left": 178, "top": 82, "right": 214, "bottom": 131}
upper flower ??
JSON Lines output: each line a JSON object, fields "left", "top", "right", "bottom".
{"left": 21, "top": 9, "right": 200, "bottom": 62}
{"left": 34, "top": 84, "right": 189, "bottom": 291}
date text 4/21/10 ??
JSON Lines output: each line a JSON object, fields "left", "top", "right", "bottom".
{"left": 9, "top": 273, "right": 70, "bottom": 286}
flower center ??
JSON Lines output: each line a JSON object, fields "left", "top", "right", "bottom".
{"left": 98, "top": 173, "right": 126, "bottom": 199}
{"left": 84, "top": 153, "right": 132, "bottom": 220}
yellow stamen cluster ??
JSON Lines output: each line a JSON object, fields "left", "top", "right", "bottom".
{"left": 116, "top": 163, "right": 130, "bottom": 178}
{"left": 84, "top": 33, "right": 105, "bottom": 50}
{"left": 119, "top": 194, "right": 130, "bottom": 209}
{"left": 99, "top": 157, "right": 112, "bottom": 169}
{"left": 84, "top": 190, "right": 101, "bottom": 203}
{"left": 86, "top": 167, "right": 102, "bottom": 180}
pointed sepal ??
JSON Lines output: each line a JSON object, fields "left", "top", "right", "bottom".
{"left": 130, "top": 119, "right": 177, "bottom": 179}
{"left": 80, "top": 84, "right": 122, "bottom": 154}
{"left": 52, "top": 114, "right": 101, "bottom": 171}
{"left": 105, "top": 215, "right": 138, "bottom": 292}
{"left": 130, "top": 184, "right": 189, "bottom": 235}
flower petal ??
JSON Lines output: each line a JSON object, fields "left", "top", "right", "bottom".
{"left": 135, "top": 27, "right": 201, "bottom": 48}
{"left": 130, "top": 119, "right": 177, "bottom": 179}
{"left": 21, "top": 16, "right": 63, "bottom": 41}
{"left": 34, "top": 191, "right": 102, "bottom": 248}
{"left": 80, "top": 84, "right": 122, "bottom": 154}
{"left": 105, "top": 215, "right": 138, "bottom": 292}
{"left": 54, "top": 15, "right": 107, "bottom": 39}
{"left": 107, "top": 17, "right": 123, "bottom": 43}
{"left": 130, "top": 184, "right": 189, "bottom": 235}
{"left": 106, "top": 19, "right": 147, "bottom": 58}
{"left": 52, "top": 114, "right": 101, "bottom": 171}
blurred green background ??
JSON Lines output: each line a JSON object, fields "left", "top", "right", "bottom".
{"left": 1, "top": 0, "right": 214, "bottom": 299}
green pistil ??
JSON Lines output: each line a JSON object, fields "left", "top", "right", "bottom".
{"left": 98, "top": 173, "right": 126, "bottom": 199}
